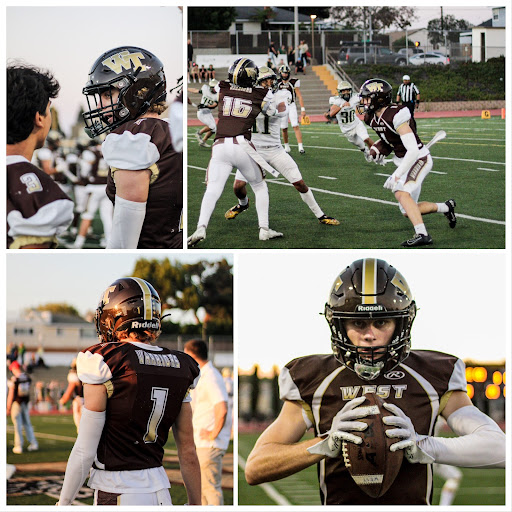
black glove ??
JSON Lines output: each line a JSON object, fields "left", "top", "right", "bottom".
{"left": 197, "top": 103, "right": 206, "bottom": 110}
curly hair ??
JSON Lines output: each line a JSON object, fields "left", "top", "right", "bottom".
{"left": 7, "top": 64, "right": 60, "bottom": 144}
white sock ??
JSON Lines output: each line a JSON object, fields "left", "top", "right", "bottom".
{"left": 436, "top": 202, "right": 449, "bottom": 213}
{"left": 284, "top": 143, "right": 291, "bottom": 151}
{"left": 414, "top": 223, "right": 428, "bottom": 236}
{"left": 250, "top": 181, "right": 269, "bottom": 230}
{"left": 239, "top": 196, "right": 249, "bottom": 207}
{"left": 300, "top": 189, "right": 323, "bottom": 218}
{"left": 298, "top": 143, "right": 304, "bottom": 150}
{"left": 73, "top": 234, "right": 85, "bottom": 248}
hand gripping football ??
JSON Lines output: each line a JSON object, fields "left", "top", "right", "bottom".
{"left": 369, "top": 139, "right": 393, "bottom": 160}
{"left": 342, "top": 393, "right": 403, "bottom": 498}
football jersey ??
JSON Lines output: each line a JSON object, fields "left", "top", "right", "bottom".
{"left": 252, "top": 89, "right": 290, "bottom": 146}
{"left": 280, "top": 350, "right": 467, "bottom": 505}
{"left": 215, "top": 80, "right": 272, "bottom": 140}
{"left": 329, "top": 94, "right": 360, "bottom": 132}
{"left": 34, "top": 147, "right": 69, "bottom": 185}
{"left": 198, "top": 84, "right": 219, "bottom": 109}
{"left": 7, "top": 156, "right": 74, "bottom": 248}
{"left": 77, "top": 340, "right": 200, "bottom": 472}
{"left": 80, "top": 148, "right": 108, "bottom": 185}
{"left": 364, "top": 105, "right": 423, "bottom": 158}
{"left": 278, "top": 78, "right": 300, "bottom": 104}
{"left": 103, "top": 117, "right": 183, "bottom": 249}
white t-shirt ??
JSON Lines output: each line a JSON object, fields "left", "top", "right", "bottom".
{"left": 190, "top": 361, "right": 231, "bottom": 450}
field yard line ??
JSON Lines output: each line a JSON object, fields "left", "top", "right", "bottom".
{"left": 238, "top": 455, "right": 291, "bottom": 506}
{"left": 477, "top": 168, "right": 501, "bottom": 172}
{"left": 6, "top": 426, "right": 76, "bottom": 442}
{"left": 188, "top": 166, "right": 505, "bottom": 225}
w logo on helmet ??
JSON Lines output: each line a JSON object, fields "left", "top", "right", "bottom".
{"left": 102, "top": 50, "right": 147, "bottom": 74}
{"left": 366, "top": 82, "right": 384, "bottom": 93}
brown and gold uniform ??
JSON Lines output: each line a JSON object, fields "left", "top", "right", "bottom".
{"left": 215, "top": 80, "right": 270, "bottom": 140}
{"left": 77, "top": 341, "right": 199, "bottom": 472}
{"left": 7, "top": 156, "right": 74, "bottom": 248}
{"left": 103, "top": 117, "right": 182, "bottom": 248}
{"left": 280, "top": 350, "right": 467, "bottom": 505}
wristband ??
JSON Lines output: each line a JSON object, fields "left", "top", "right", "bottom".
{"left": 301, "top": 107, "right": 306, "bottom": 111}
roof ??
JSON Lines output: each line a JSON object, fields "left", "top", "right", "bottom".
{"left": 235, "top": 7, "right": 311, "bottom": 24}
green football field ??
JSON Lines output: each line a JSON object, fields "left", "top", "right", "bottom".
{"left": 6, "top": 414, "right": 233, "bottom": 506}
{"left": 238, "top": 432, "right": 506, "bottom": 506}
{"left": 187, "top": 117, "right": 505, "bottom": 248}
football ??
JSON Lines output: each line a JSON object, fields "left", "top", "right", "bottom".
{"left": 369, "top": 140, "right": 393, "bottom": 160}
{"left": 342, "top": 392, "right": 403, "bottom": 498}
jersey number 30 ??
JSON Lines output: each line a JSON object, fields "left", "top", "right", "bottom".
{"left": 144, "top": 387, "right": 169, "bottom": 444}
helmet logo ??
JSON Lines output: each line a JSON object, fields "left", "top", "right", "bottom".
{"left": 366, "top": 82, "right": 384, "bottom": 93}
{"left": 355, "top": 304, "right": 385, "bottom": 312}
{"left": 102, "top": 285, "right": 117, "bottom": 305}
{"left": 102, "top": 51, "right": 147, "bottom": 75}
{"left": 131, "top": 320, "right": 159, "bottom": 329}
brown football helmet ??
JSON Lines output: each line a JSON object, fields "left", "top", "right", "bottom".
{"left": 95, "top": 277, "right": 162, "bottom": 343}
{"left": 325, "top": 258, "right": 416, "bottom": 380}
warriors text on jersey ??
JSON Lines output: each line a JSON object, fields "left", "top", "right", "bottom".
{"left": 103, "top": 117, "right": 183, "bottom": 248}
{"left": 7, "top": 156, "right": 74, "bottom": 248}
{"left": 329, "top": 94, "right": 360, "bottom": 133}
{"left": 364, "top": 105, "right": 423, "bottom": 158}
{"left": 278, "top": 78, "right": 300, "bottom": 104}
{"left": 279, "top": 350, "right": 467, "bottom": 505}
{"left": 77, "top": 340, "right": 200, "bottom": 472}
{"left": 215, "top": 81, "right": 272, "bottom": 140}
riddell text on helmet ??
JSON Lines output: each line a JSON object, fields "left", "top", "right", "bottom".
{"left": 131, "top": 320, "right": 159, "bottom": 329}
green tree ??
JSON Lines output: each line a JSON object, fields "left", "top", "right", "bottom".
{"left": 33, "top": 303, "right": 81, "bottom": 317}
{"left": 329, "top": 6, "right": 416, "bottom": 33}
{"left": 188, "top": 7, "right": 237, "bottom": 31}
{"left": 427, "top": 15, "right": 471, "bottom": 45}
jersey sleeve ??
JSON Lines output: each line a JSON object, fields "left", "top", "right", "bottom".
{"left": 36, "top": 148, "right": 52, "bottom": 161}
{"left": 392, "top": 107, "right": 411, "bottom": 130}
{"left": 329, "top": 96, "right": 340, "bottom": 106}
{"left": 295, "top": 79, "right": 301, "bottom": 89}
{"left": 102, "top": 131, "right": 161, "bottom": 174}
{"left": 447, "top": 358, "right": 467, "bottom": 393}
{"left": 279, "top": 365, "right": 304, "bottom": 401}
{"left": 77, "top": 350, "right": 113, "bottom": 385}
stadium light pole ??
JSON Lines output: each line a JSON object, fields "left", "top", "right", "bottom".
{"left": 310, "top": 14, "right": 317, "bottom": 65}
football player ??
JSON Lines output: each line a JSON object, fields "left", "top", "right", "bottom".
{"left": 82, "top": 46, "right": 183, "bottom": 249}
{"left": 358, "top": 78, "right": 456, "bottom": 247}
{"left": 57, "top": 277, "right": 201, "bottom": 506}
{"left": 327, "top": 81, "right": 374, "bottom": 160}
{"left": 189, "top": 78, "right": 219, "bottom": 147}
{"left": 245, "top": 258, "right": 505, "bottom": 505}
{"left": 277, "top": 64, "right": 306, "bottom": 154}
{"left": 7, "top": 64, "right": 73, "bottom": 249}
{"left": 188, "top": 57, "right": 283, "bottom": 246}
{"left": 224, "top": 67, "right": 339, "bottom": 226}
{"left": 58, "top": 358, "right": 84, "bottom": 433}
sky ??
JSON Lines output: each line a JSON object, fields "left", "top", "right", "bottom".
{"left": 6, "top": 253, "right": 233, "bottom": 318}
{"left": 237, "top": 252, "right": 510, "bottom": 373}
{"left": 6, "top": 6, "right": 183, "bottom": 137}
{"left": 401, "top": 5, "right": 494, "bottom": 30}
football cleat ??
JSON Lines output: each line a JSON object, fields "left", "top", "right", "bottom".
{"left": 195, "top": 130, "right": 202, "bottom": 143}
{"left": 259, "top": 228, "right": 283, "bottom": 241}
{"left": 198, "top": 139, "right": 210, "bottom": 148}
{"left": 444, "top": 199, "right": 457, "bottom": 228}
{"left": 284, "top": 145, "right": 291, "bottom": 153}
{"left": 187, "top": 226, "right": 206, "bottom": 247}
{"left": 225, "top": 200, "right": 249, "bottom": 219}
{"left": 318, "top": 215, "right": 340, "bottom": 226}
{"left": 299, "top": 149, "right": 306, "bottom": 154}
{"left": 400, "top": 233, "right": 433, "bottom": 248}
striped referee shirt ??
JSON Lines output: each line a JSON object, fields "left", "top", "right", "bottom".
{"left": 397, "top": 82, "right": 419, "bottom": 103}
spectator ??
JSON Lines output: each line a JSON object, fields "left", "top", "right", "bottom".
{"left": 184, "top": 339, "right": 231, "bottom": 505}
{"left": 190, "top": 62, "right": 200, "bottom": 83}
{"left": 199, "top": 64, "right": 208, "bottom": 83}
{"left": 207, "top": 64, "right": 216, "bottom": 80}
{"left": 187, "top": 39, "right": 194, "bottom": 70}
{"left": 268, "top": 41, "right": 278, "bottom": 67}
{"left": 287, "top": 45, "right": 295, "bottom": 66}
{"left": 7, "top": 361, "right": 39, "bottom": 454}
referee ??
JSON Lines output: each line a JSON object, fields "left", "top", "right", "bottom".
{"left": 397, "top": 74, "right": 420, "bottom": 131}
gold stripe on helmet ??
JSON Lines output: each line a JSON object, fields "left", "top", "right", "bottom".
{"left": 233, "top": 58, "right": 248, "bottom": 85}
{"left": 131, "top": 277, "right": 152, "bottom": 319}
{"left": 391, "top": 270, "right": 412, "bottom": 299}
{"left": 362, "top": 258, "right": 377, "bottom": 304}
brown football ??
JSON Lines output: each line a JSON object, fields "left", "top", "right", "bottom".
{"left": 342, "top": 392, "right": 403, "bottom": 498}
{"left": 369, "top": 139, "right": 393, "bottom": 159}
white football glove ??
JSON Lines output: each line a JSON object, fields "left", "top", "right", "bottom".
{"left": 382, "top": 402, "right": 435, "bottom": 464}
{"left": 372, "top": 153, "right": 387, "bottom": 166}
{"left": 307, "top": 396, "right": 371, "bottom": 458}
{"left": 383, "top": 173, "right": 400, "bottom": 192}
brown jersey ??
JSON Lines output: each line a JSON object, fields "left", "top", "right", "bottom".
{"left": 9, "top": 372, "right": 32, "bottom": 404}
{"left": 7, "top": 156, "right": 73, "bottom": 248}
{"left": 104, "top": 118, "right": 183, "bottom": 249}
{"left": 280, "top": 350, "right": 467, "bottom": 505}
{"left": 215, "top": 80, "right": 270, "bottom": 140}
{"left": 278, "top": 78, "right": 300, "bottom": 104}
{"left": 364, "top": 105, "right": 423, "bottom": 158}
{"left": 87, "top": 147, "right": 108, "bottom": 185}
{"left": 77, "top": 341, "right": 200, "bottom": 472}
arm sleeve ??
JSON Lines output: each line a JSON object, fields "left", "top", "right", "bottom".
{"left": 393, "top": 131, "right": 420, "bottom": 179}
{"left": 106, "top": 195, "right": 146, "bottom": 249}
{"left": 57, "top": 408, "right": 106, "bottom": 505}
{"left": 419, "top": 405, "right": 506, "bottom": 468}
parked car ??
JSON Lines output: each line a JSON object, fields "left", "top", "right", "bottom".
{"left": 408, "top": 53, "right": 450, "bottom": 65}
{"left": 337, "top": 46, "right": 408, "bottom": 66}
{"left": 397, "top": 48, "right": 425, "bottom": 56}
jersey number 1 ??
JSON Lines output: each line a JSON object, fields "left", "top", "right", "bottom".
{"left": 144, "top": 387, "right": 168, "bottom": 443}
